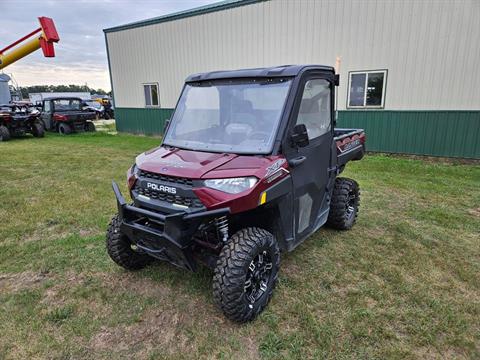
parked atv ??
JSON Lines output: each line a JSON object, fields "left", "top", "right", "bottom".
{"left": 39, "top": 97, "right": 96, "bottom": 134}
{"left": 106, "top": 65, "right": 366, "bottom": 322}
{"left": 82, "top": 100, "right": 104, "bottom": 120}
{"left": 93, "top": 98, "right": 114, "bottom": 119}
{"left": 0, "top": 103, "right": 44, "bottom": 141}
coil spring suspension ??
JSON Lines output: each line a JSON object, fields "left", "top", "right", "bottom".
{"left": 215, "top": 216, "right": 229, "bottom": 242}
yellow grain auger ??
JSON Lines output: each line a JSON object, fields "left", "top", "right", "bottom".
{"left": 0, "top": 17, "right": 59, "bottom": 70}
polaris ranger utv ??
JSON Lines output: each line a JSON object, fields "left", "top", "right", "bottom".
{"left": 39, "top": 97, "right": 96, "bottom": 134}
{"left": 107, "top": 65, "right": 365, "bottom": 322}
{"left": 0, "top": 103, "right": 44, "bottom": 141}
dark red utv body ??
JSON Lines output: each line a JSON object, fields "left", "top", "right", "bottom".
{"left": 39, "top": 97, "right": 96, "bottom": 134}
{"left": 107, "top": 65, "right": 365, "bottom": 322}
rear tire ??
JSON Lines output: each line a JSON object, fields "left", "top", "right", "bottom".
{"left": 32, "top": 122, "right": 45, "bottom": 138}
{"left": 58, "top": 123, "right": 72, "bottom": 135}
{"left": 213, "top": 227, "right": 280, "bottom": 322}
{"left": 327, "top": 177, "right": 360, "bottom": 230}
{"left": 0, "top": 125, "right": 11, "bottom": 141}
{"left": 106, "top": 215, "right": 153, "bottom": 270}
{"left": 85, "top": 121, "right": 96, "bottom": 132}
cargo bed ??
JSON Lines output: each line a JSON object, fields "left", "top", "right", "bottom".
{"left": 334, "top": 128, "right": 366, "bottom": 168}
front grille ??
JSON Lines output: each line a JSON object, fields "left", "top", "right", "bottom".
{"left": 138, "top": 169, "right": 194, "bottom": 186}
{"left": 134, "top": 185, "right": 203, "bottom": 208}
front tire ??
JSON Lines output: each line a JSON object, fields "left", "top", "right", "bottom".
{"left": 106, "top": 215, "right": 153, "bottom": 270}
{"left": 32, "top": 122, "right": 45, "bottom": 138}
{"left": 0, "top": 125, "right": 11, "bottom": 141}
{"left": 327, "top": 177, "right": 360, "bottom": 230}
{"left": 213, "top": 227, "right": 280, "bottom": 322}
{"left": 58, "top": 123, "right": 72, "bottom": 135}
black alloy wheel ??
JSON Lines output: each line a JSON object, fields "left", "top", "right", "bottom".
{"left": 244, "top": 250, "right": 273, "bottom": 307}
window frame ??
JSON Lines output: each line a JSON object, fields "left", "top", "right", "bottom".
{"left": 163, "top": 79, "right": 294, "bottom": 155}
{"left": 294, "top": 78, "right": 332, "bottom": 141}
{"left": 143, "top": 83, "right": 160, "bottom": 107}
{"left": 347, "top": 69, "right": 387, "bottom": 109}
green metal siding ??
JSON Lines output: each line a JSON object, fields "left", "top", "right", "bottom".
{"left": 337, "top": 111, "right": 480, "bottom": 159}
{"left": 115, "top": 108, "right": 480, "bottom": 159}
{"left": 115, "top": 107, "right": 173, "bottom": 135}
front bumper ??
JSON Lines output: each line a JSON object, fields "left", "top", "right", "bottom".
{"left": 10, "top": 117, "right": 31, "bottom": 135}
{"left": 112, "top": 181, "right": 229, "bottom": 271}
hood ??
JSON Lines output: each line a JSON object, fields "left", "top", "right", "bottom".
{"left": 136, "top": 146, "right": 280, "bottom": 179}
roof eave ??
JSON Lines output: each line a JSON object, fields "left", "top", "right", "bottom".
{"left": 103, "top": 0, "right": 266, "bottom": 34}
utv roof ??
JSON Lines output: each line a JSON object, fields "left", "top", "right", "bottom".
{"left": 185, "top": 64, "right": 335, "bottom": 82}
{"left": 0, "top": 103, "right": 29, "bottom": 108}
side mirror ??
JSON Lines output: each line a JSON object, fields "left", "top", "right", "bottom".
{"left": 334, "top": 74, "right": 340, "bottom": 86}
{"left": 163, "top": 119, "right": 170, "bottom": 134}
{"left": 291, "top": 124, "right": 309, "bottom": 148}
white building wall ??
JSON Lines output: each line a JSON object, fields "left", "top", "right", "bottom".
{"left": 106, "top": 0, "right": 480, "bottom": 110}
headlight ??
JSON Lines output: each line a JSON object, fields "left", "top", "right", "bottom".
{"left": 204, "top": 177, "right": 257, "bottom": 194}
{"left": 127, "top": 164, "right": 137, "bottom": 190}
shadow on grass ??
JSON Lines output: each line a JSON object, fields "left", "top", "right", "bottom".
{"left": 132, "top": 226, "right": 334, "bottom": 308}
{"left": 138, "top": 261, "right": 214, "bottom": 298}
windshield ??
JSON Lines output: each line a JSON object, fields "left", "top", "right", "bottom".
{"left": 53, "top": 99, "right": 81, "bottom": 111}
{"left": 163, "top": 78, "right": 292, "bottom": 154}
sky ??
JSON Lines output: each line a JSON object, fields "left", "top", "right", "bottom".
{"left": 0, "top": 0, "right": 219, "bottom": 91}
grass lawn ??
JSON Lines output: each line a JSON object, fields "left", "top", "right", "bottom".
{"left": 0, "top": 132, "right": 479, "bottom": 359}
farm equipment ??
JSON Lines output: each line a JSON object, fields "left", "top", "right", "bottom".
{"left": 106, "top": 65, "right": 366, "bottom": 322}
{"left": 0, "top": 17, "right": 59, "bottom": 104}
{"left": 0, "top": 17, "right": 59, "bottom": 70}
{"left": 0, "top": 103, "right": 44, "bottom": 141}
{"left": 39, "top": 97, "right": 96, "bottom": 134}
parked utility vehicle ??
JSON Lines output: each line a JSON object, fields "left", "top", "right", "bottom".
{"left": 107, "top": 65, "right": 365, "bottom": 322}
{"left": 39, "top": 97, "right": 96, "bottom": 134}
{"left": 0, "top": 103, "right": 44, "bottom": 141}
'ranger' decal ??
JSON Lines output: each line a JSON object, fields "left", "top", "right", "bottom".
{"left": 265, "top": 159, "right": 286, "bottom": 176}
{"left": 341, "top": 139, "right": 361, "bottom": 152}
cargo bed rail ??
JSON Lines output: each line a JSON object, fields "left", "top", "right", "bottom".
{"left": 334, "top": 128, "right": 366, "bottom": 168}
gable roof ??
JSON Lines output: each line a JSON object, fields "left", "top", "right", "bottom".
{"left": 104, "top": 0, "right": 265, "bottom": 34}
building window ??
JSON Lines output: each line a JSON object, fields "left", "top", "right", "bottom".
{"left": 347, "top": 70, "right": 387, "bottom": 108}
{"left": 143, "top": 83, "right": 159, "bottom": 107}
